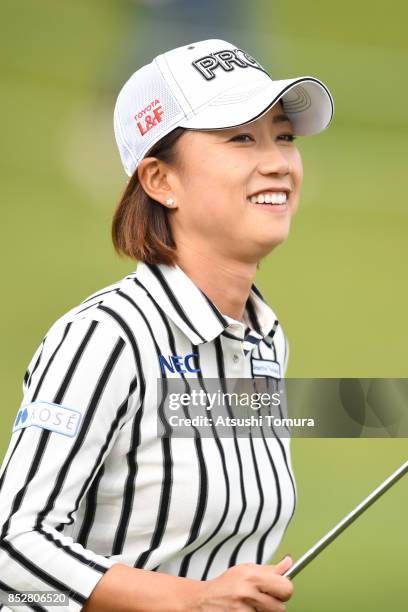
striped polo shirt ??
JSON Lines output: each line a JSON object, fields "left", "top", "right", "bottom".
{"left": 0, "top": 262, "right": 297, "bottom": 611}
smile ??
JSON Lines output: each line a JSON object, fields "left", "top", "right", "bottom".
{"left": 247, "top": 191, "right": 288, "bottom": 206}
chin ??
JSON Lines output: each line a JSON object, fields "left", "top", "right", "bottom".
{"left": 260, "top": 231, "right": 290, "bottom": 252}
{"left": 233, "top": 228, "right": 291, "bottom": 261}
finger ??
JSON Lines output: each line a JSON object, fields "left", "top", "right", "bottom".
{"left": 255, "top": 571, "right": 294, "bottom": 602}
{"left": 272, "top": 555, "right": 293, "bottom": 575}
{"left": 230, "top": 561, "right": 294, "bottom": 603}
{"left": 240, "top": 605, "right": 260, "bottom": 612}
{"left": 259, "top": 578, "right": 293, "bottom": 603}
{"left": 251, "top": 591, "right": 286, "bottom": 612}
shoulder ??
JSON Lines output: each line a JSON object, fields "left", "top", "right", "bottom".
{"left": 43, "top": 270, "right": 152, "bottom": 345}
{"left": 22, "top": 271, "right": 153, "bottom": 395}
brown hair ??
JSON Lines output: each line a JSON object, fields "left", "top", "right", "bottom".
{"left": 111, "top": 127, "right": 187, "bottom": 265}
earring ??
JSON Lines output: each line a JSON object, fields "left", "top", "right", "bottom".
{"left": 166, "top": 198, "right": 175, "bottom": 206}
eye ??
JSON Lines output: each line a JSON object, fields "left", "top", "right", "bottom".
{"left": 278, "top": 134, "right": 297, "bottom": 143}
{"left": 229, "top": 134, "right": 254, "bottom": 143}
{"left": 229, "top": 133, "right": 297, "bottom": 143}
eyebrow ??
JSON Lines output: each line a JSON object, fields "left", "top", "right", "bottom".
{"left": 272, "top": 113, "right": 291, "bottom": 124}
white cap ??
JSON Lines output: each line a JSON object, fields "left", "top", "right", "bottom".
{"left": 114, "top": 39, "right": 334, "bottom": 177}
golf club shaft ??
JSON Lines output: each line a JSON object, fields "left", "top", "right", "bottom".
{"left": 284, "top": 459, "right": 408, "bottom": 579}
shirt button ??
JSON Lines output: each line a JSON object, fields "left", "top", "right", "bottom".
{"left": 233, "top": 354, "right": 240, "bottom": 363}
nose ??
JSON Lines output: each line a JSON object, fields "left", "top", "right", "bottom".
{"left": 256, "top": 144, "right": 291, "bottom": 177}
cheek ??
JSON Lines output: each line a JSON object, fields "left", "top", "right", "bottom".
{"left": 292, "top": 149, "right": 303, "bottom": 188}
{"left": 287, "top": 150, "right": 303, "bottom": 216}
{"left": 181, "top": 157, "right": 245, "bottom": 208}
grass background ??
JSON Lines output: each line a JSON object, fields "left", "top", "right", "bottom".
{"left": 0, "top": 1, "right": 407, "bottom": 610}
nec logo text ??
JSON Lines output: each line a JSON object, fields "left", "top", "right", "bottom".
{"left": 159, "top": 354, "right": 200, "bottom": 374}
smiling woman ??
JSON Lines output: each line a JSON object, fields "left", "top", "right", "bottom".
{"left": 0, "top": 39, "right": 333, "bottom": 612}
{"left": 113, "top": 101, "right": 301, "bottom": 270}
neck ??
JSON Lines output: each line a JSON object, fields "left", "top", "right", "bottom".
{"left": 175, "top": 242, "right": 257, "bottom": 321}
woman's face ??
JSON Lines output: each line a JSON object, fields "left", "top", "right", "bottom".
{"left": 169, "top": 101, "right": 303, "bottom": 264}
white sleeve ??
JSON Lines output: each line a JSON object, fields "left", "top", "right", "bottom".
{"left": 0, "top": 317, "right": 138, "bottom": 611}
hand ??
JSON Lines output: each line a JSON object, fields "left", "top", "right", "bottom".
{"left": 189, "top": 555, "right": 294, "bottom": 611}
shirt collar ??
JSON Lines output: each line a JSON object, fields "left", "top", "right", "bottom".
{"left": 134, "top": 262, "right": 279, "bottom": 347}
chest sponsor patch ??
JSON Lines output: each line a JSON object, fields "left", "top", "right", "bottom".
{"left": 252, "top": 358, "right": 281, "bottom": 379}
{"left": 13, "top": 401, "right": 82, "bottom": 438}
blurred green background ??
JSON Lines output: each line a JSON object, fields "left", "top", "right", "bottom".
{"left": 0, "top": 1, "right": 407, "bottom": 610}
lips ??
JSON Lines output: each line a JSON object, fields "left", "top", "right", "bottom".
{"left": 248, "top": 186, "right": 291, "bottom": 199}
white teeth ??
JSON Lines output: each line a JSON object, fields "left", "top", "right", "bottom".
{"left": 249, "top": 192, "right": 288, "bottom": 205}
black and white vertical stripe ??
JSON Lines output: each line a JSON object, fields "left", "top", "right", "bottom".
{"left": 0, "top": 262, "right": 296, "bottom": 611}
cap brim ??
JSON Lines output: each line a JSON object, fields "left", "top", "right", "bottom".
{"left": 178, "top": 76, "right": 334, "bottom": 136}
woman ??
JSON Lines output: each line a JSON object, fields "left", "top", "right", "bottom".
{"left": 0, "top": 39, "right": 333, "bottom": 611}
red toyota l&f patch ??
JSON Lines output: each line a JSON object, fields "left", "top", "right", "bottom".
{"left": 135, "top": 99, "right": 164, "bottom": 136}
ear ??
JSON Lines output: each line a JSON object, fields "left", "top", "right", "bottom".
{"left": 137, "top": 157, "right": 177, "bottom": 210}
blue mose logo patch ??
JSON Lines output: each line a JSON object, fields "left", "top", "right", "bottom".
{"left": 12, "top": 401, "right": 82, "bottom": 437}
{"left": 160, "top": 354, "right": 200, "bottom": 374}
